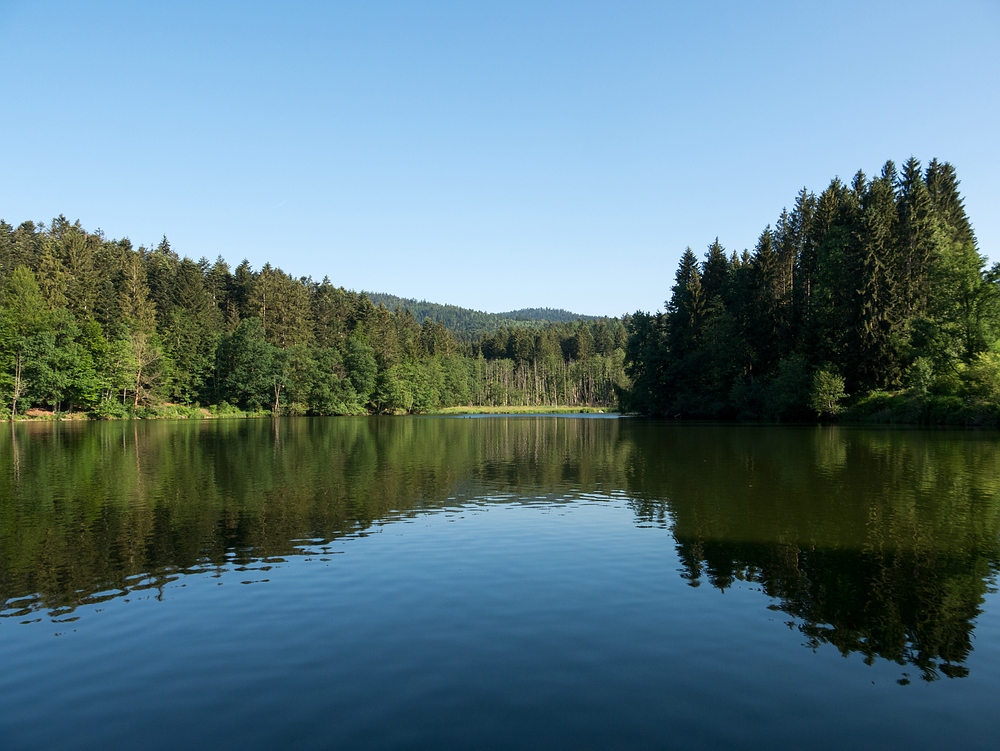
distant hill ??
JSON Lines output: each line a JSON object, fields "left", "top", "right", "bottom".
{"left": 362, "top": 292, "right": 597, "bottom": 339}
{"left": 498, "top": 307, "right": 596, "bottom": 323}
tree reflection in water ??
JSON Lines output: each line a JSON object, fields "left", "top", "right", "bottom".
{"left": 627, "top": 424, "right": 1000, "bottom": 681}
{"left": 1, "top": 418, "right": 997, "bottom": 681}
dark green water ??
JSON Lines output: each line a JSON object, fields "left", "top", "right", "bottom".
{"left": 1, "top": 417, "right": 998, "bottom": 750}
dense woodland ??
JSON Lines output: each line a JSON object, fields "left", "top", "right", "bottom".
{"left": 2, "top": 157, "right": 996, "bottom": 421}
{"left": 624, "top": 158, "right": 1000, "bottom": 422}
{"left": 364, "top": 292, "right": 595, "bottom": 341}
{"left": 0, "top": 220, "right": 626, "bottom": 417}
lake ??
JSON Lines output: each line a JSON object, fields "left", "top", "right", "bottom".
{"left": 1, "top": 417, "right": 998, "bottom": 750}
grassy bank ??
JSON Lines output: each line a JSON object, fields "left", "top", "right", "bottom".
{"left": 842, "top": 392, "right": 1000, "bottom": 427}
{"left": 6, "top": 404, "right": 614, "bottom": 421}
{"left": 7, "top": 403, "right": 272, "bottom": 421}
{"left": 13, "top": 398, "right": 1000, "bottom": 424}
{"left": 429, "top": 405, "right": 612, "bottom": 415}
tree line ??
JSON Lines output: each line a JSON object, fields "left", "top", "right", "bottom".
{"left": 4, "top": 157, "right": 994, "bottom": 422}
{"left": 0, "top": 217, "right": 627, "bottom": 418}
{"left": 363, "top": 292, "right": 595, "bottom": 341}
{"left": 622, "top": 158, "right": 1000, "bottom": 421}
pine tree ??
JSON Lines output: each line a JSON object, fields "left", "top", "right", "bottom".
{"left": 788, "top": 187, "right": 817, "bottom": 346}
{"left": 311, "top": 278, "right": 352, "bottom": 349}
{"left": 666, "top": 248, "right": 701, "bottom": 350}
{"left": 35, "top": 242, "right": 69, "bottom": 310}
{"left": 164, "top": 258, "right": 223, "bottom": 403}
{"left": 232, "top": 260, "right": 255, "bottom": 323}
{"left": 896, "top": 157, "right": 934, "bottom": 322}
{"left": 57, "top": 223, "right": 101, "bottom": 319}
{"left": 119, "top": 252, "right": 162, "bottom": 409}
{"left": 926, "top": 160, "right": 975, "bottom": 247}
{"left": 850, "top": 164, "right": 902, "bottom": 391}
{"left": 145, "top": 236, "right": 179, "bottom": 327}
{"left": 924, "top": 160, "right": 993, "bottom": 361}
{"left": 621, "top": 311, "right": 668, "bottom": 414}
{"left": 245, "top": 264, "right": 313, "bottom": 348}
{"left": 746, "top": 227, "right": 782, "bottom": 377}
{"left": 701, "top": 239, "right": 729, "bottom": 303}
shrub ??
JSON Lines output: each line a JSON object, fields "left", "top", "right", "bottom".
{"left": 809, "top": 369, "right": 847, "bottom": 417}
{"left": 906, "top": 357, "right": 934, "bottom": 397}
{"left": 961, "top": 352, "right": 1000, "bottom": 403}
{"left": 769, "top": 356, "right": 811, "bottom": 419}
{"left": 91, "top": 398, "right": 131, "bottom": 420}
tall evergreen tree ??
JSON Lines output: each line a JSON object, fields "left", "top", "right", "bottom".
{"left": 746, "top": 227, "right": 782, "bottom": 378}
{"left": 896, "top": 157, "right": 934, "bottom": 321}
{"left": 119, "top": 252, "right": 163, "bottom": 409}
{"left": 701, "top": 239, "right": 729, "bottom": 303}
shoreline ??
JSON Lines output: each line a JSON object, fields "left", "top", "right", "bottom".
{"left": 7, "top": 396, "right": 998, "bottom": 426}
{"left": 4, "top": 405, "right": 613, "bottom": 421}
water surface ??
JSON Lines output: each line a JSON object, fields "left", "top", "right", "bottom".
{"left": 1, "top": 418, "right": 998, "bottom": 749}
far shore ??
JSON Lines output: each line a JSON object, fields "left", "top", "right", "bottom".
{"left": 428, "top": 406, "right": 610, "bottom": 415}
{"left": 4, "top": 405, "right": 614, "bottom": 421}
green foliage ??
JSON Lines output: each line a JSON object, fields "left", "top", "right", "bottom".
{"left": 0, "top": 216, "right": 628, "bottom": 419}
{"left": 621, "top": 312, "right": 669, "bottom": 415}
{"left": 906, "top": 357, "right": 934, "bottom": 397}
{"left": 622, "top": 158, "right": 996, "bottom": 423}
{"left": 769, "top": 356, "right": 812, "bottom": 419}
{"left": 0, "top": 267, "right": 52, "bottom": 414}
{"left": 303, "top": 347, "right": 361, "bottom": 415}
{"left": 810, "top": 369, "right": 847, "bottom": 417}
{"left": 216, "top": 318, "right": 276, "bottom": 411}
{"left": 344, "top": 334, "right": 378, "bottom": 407}
{"left": 364, "top": 292, "right": 596, "bottom": 341}
{"left": 91, "top": 396, "right": 131, "bottom": 420}
{"left": 373, "top": 365, "right": 413, "bottom": 414}
{"left": 960, "top": 352, "right": 1000, "bottom": 403}
{"left": 134, "top": 403, "right": 207, "bottom": 420}
{"left": 209, "top": 401, "right": 250, "bottom": 417}
{"left": 845, "top": 390, "right": 1000, "bottom": 426}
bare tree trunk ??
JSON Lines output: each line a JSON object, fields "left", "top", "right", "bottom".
{"left": 134, "top": 364, "right": 142, "bottom": 411}
{"left": 11, "top": 352, "right": 22, "bottom": 419}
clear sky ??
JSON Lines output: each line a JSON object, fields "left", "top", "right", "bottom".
{"left": 1, "top": 1, "right": 997, "bottom": 317}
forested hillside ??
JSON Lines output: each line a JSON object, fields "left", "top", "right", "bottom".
{"left": 364, "top": 292, "right": 595, "bottom": 340}
{"left": 499, "top": 308, "right": 598, "bottom": 323}
{"left": 623, "top": 158, "right": 1000, "bottom": 423}
{"left": 3, "top": 157, "right": 996, "bottom": 423}
{"left": 0, "top": 220, "right": 627, "bottom": 417}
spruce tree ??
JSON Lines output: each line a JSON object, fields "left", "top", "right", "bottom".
{"left": 896, "top": 157, "right": 934, "bottom": 323}
{"left": 665, "top": 247, "right": 700, "bottom": 350}
{"left": 701, "top": 239, "right": 729, "bottom": 303}
{"left": 850, "top": 165, "right": 902, "bottom": 391}
{"left": 746, "top": 228, "right": 782, "bottom": 378}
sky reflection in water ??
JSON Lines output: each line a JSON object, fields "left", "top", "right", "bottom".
{"left": 1, "top": 418, "right": 999, "bottom": 750}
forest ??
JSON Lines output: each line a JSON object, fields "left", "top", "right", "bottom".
{"left": 0, "top": 219, "right": 627, "bottom": 418}
{"left": 363, "top": 292, "right": 595, "bottom": 341}
{"left": 1, "top": 157, "right": 997, "bottom": 422}
{"left": 623, "top": 158, "right": 1000, "bottom": 423}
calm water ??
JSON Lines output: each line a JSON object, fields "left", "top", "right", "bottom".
{"left": 1, "top": 417, "right": 999, "bottom": 750}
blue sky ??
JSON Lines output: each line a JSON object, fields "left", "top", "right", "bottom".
{"left": 1, "top": 1, "right": 997, "bottom": 316}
